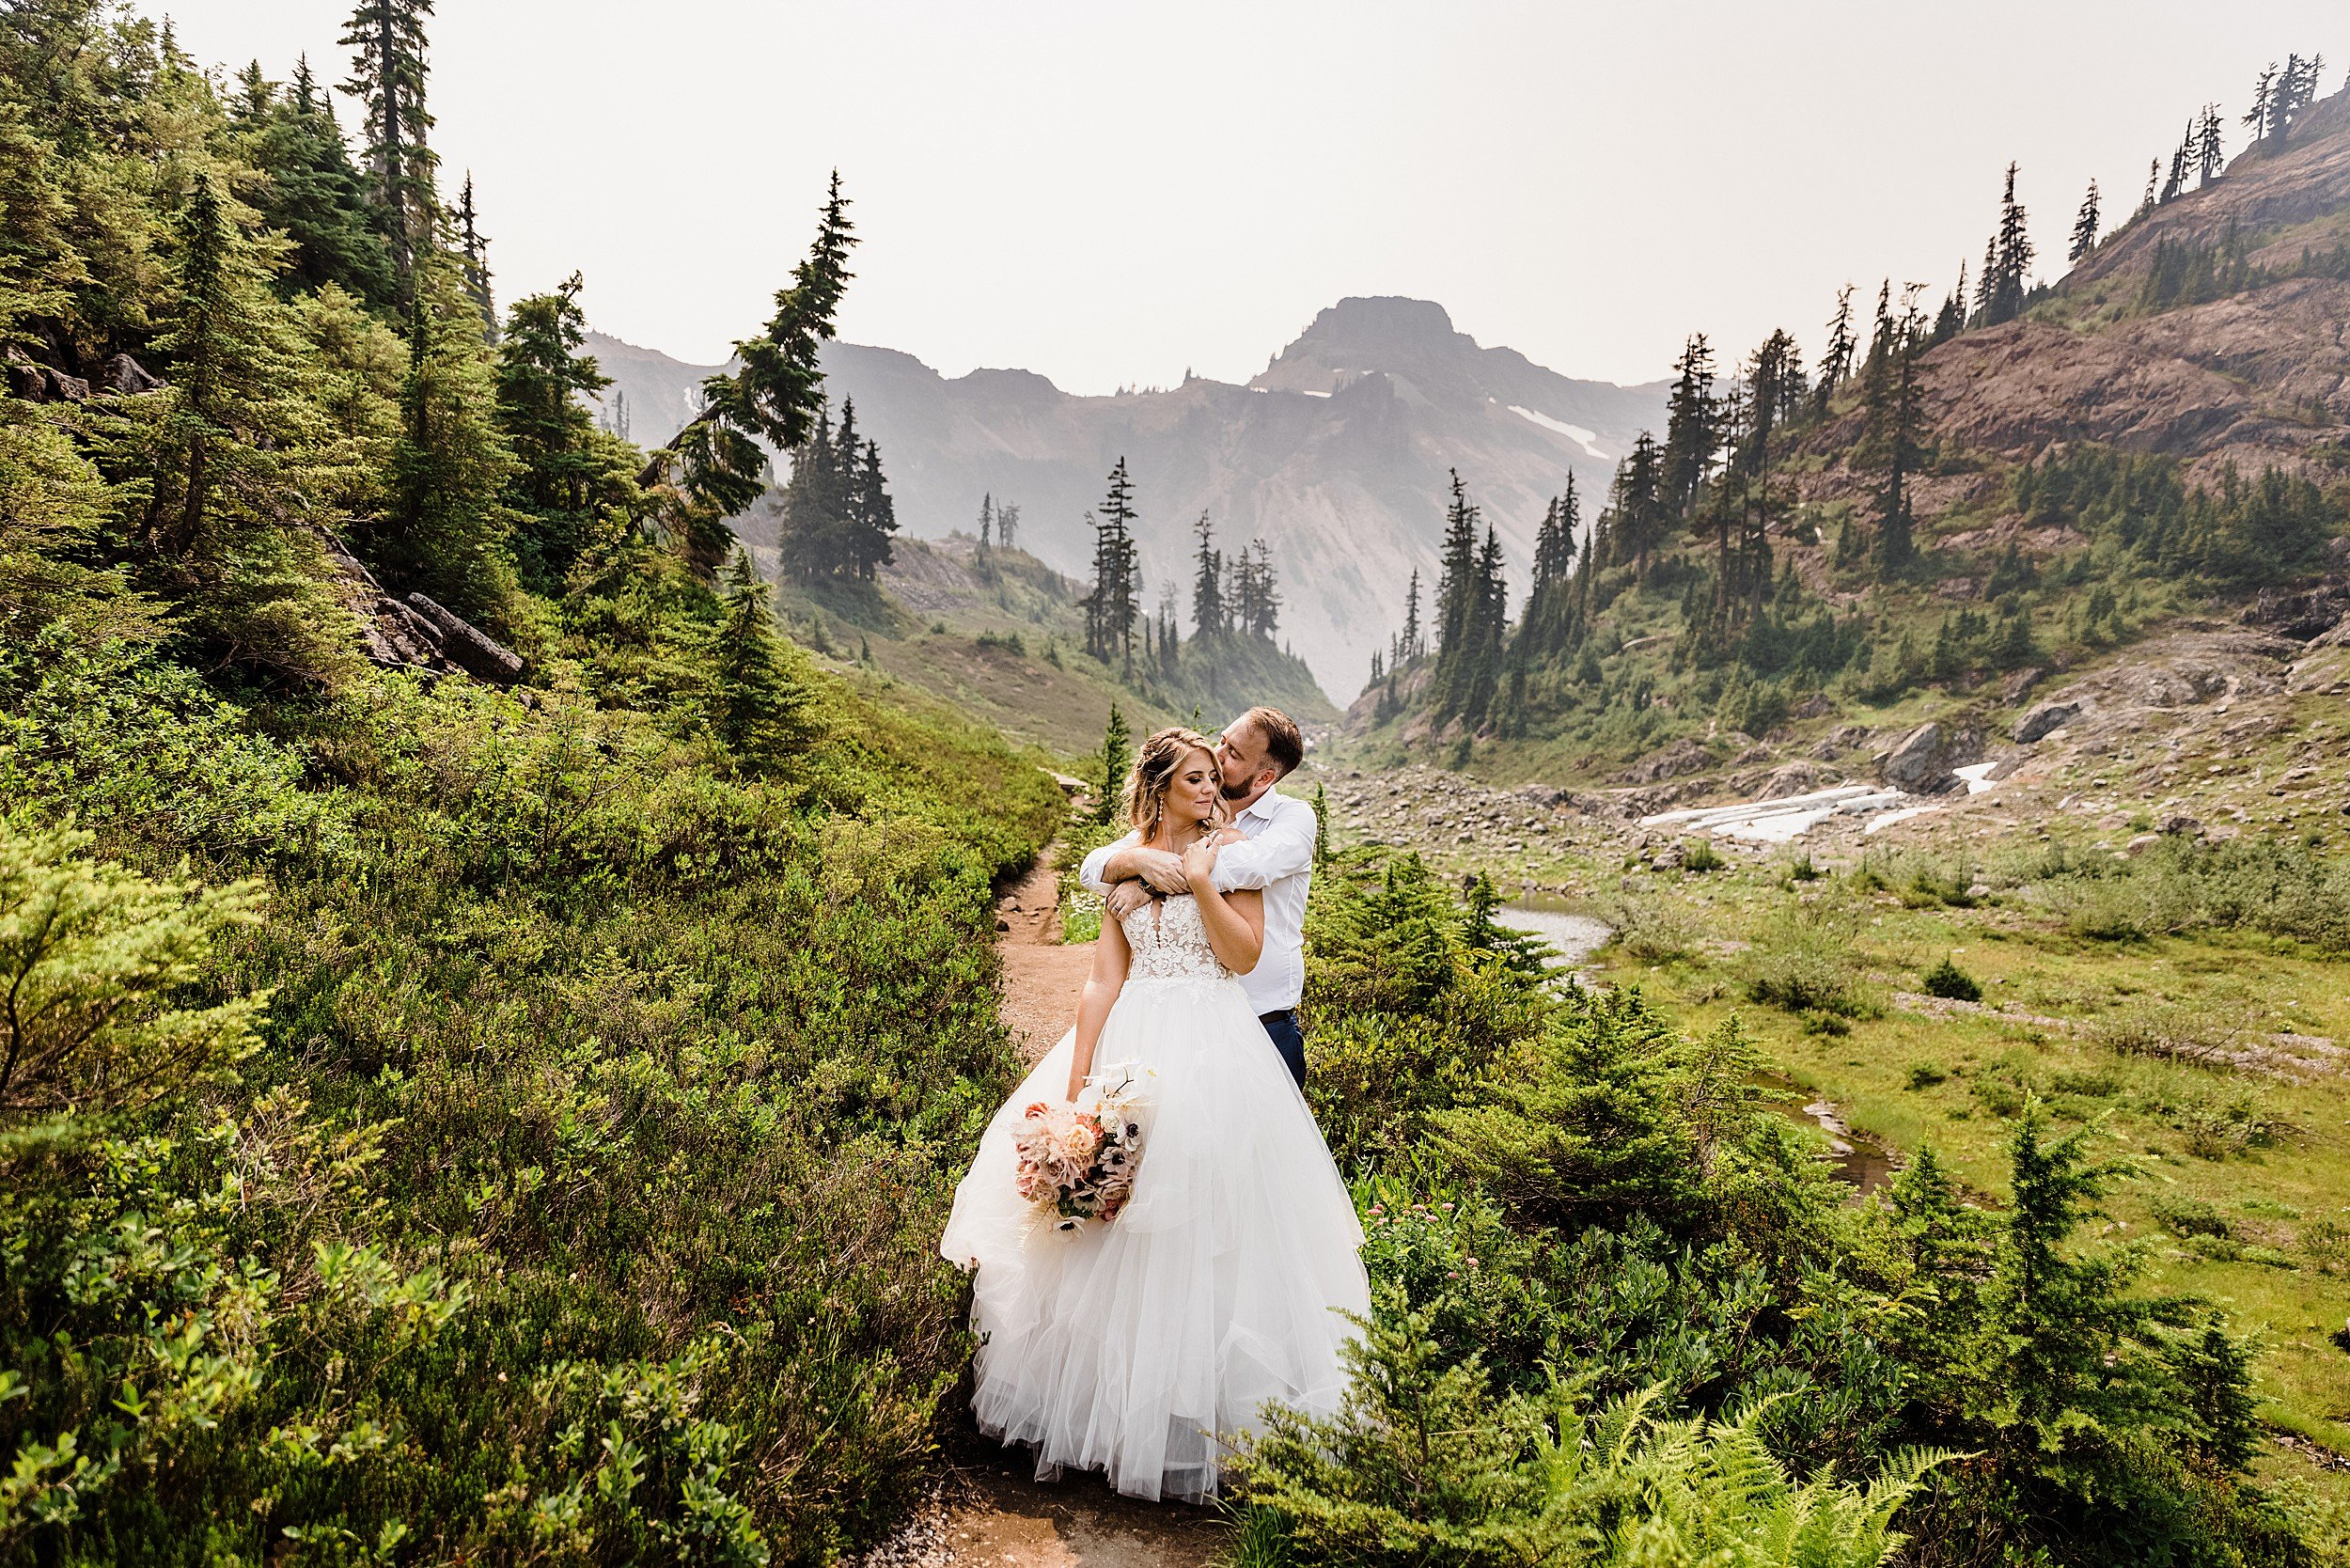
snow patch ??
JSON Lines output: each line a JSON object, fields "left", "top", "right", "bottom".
{"left": 1508, "top": 405, "right": 1610, "bottom": 460}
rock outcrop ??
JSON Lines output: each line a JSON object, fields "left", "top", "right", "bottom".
{"left": 1881, "top": 723, "right": 1957, "bottom": 793}
{"left": 2013, "top": 700, "right": 2081, "bottom": 745}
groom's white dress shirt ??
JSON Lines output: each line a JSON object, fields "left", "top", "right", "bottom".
{"left": 1080, "top": 787, "right": 1316, "bottom": 1015}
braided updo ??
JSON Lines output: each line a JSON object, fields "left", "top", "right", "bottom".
{"left": 1123, "top": 727, "right": 1227, "bottom": 846}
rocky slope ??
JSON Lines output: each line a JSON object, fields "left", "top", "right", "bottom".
{"left": 587, "top": 299, "right": 1667, "bottom": 696}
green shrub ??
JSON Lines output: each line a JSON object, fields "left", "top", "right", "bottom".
{"left": 1919, "top": 956, "right": 1982, "bottom": 1002}
{"left": 1740, "top": 900, "right": 1876, "bottom": 1019}
{"left": 1905, "top": 1060, "right": 1950, "bottom": 1090}
{"left": 2151, "top": 1193, "right": 2233, "bottom": 1240}
{"left": 1682, "top": 838, "right": 1726, "bottom": 872}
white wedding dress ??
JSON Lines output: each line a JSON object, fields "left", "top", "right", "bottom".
{"left": 939, "top": 892, "right": 1370, "bottom": 1501}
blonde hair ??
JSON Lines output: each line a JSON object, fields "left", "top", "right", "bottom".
{"left": 1124, "top": 727, "right": 1226, "bottom": 845}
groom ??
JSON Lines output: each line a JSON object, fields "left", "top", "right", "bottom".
{"left": 1080, "top": 707, "right": 1316, "bottom": 1088}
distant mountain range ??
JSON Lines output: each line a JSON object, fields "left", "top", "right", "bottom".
{"left": 586, "top": 297, "right": 1668, "bottom": 697}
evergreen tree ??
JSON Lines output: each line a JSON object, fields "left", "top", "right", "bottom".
{"left": 657, "top": 172, "right": 854, "bottom": 572}
{"left": 1232, "top": 538, "right": 1281, "bottom": 639}
{"left": 95, "top": 169, "right": 349, "bottom": 677}
{"left": 1930, "top": 263, "right": 1966, "bottom": 346}
{"left": 977, "top": 492, "right": 993, "bottom": 551}
{"left": 1083, "top": 458, "right": 1140, "bottom": 669}
{"left": 2245, "top": 62, "right": 2279, "bottom": 148}
{"left": 232, "top": 55, "right": 396, "bottom": 307}
{"left": 386, "top": 259, "right": 518, "bottom": 618}
{"left": 1432, "top": 470, "right": 1480, "bottom": 670}
{"left": 1397, "top": 569, "right": 1422, "bottom": 662}
{"left": 708, "top": 547, "right": 811, "bottom": 769}
{"left": 494, "top": 269, "right": 618, "bottom": 586}
{"left": 453, "top": 170, "right": 493, "bottom": 342}
{"left": 1813, "top": 284, "right": 1856, "bottom": 414}
{"left": 1607, "top": 431, "right": 1667, "bottom": 578}
{"left": 850, "top": 437, "right": 896, "bottom": 579}
{"left": 2137, "top": 158, "right": 2160, "bottom": 220}
{"left": 2196, "top": 105, "right": 2225, "bottom": 185}
{"left": 995, "top": 498, "right": 1020, "bottom": 550}
{"left": 2068, "top": 180, "right": 2101, "bottom": 262}
{"left": 338, "top": 0, "right": 437, "bottom": 294}
{"left": 1659, "top": 334, "right": 1716, "bottom": 517}
{"left": 1092, "top": 702, "right": 1132, "bottom": 825}
{"left": 1519, "top": 476, "right": 1578, "bottom": 660}
{"left": 1867, "top": 287, "right": 1928, "bottom": 578}
{"left": 1191, "top": 511, "right": 1225, "bottom": 637}
{"left": 2160, "top": 121, "right": 2192, "bottom": 204}
{"left": 1980, "top": 163, "right": 2033, "bottom": 326}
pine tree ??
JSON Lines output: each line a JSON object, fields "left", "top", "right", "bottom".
{"left": 2160, "top": 122, "right": 2190, "bottom": 204}
{"left": 2245, "top": 62, "right": 2279, "bottom": 149}
{"left": 1869, "top": 287, "right": 1928, "bottom": 578}
{"left": 2197, "top": 105, "right": 2225, "bottom": 185}
{"left": 1981, "top": 164, "right": 2033, "bottom": 326}
{"left": 1398, "top": 569, "right": 1422, "bottom": 662}
{"left": 95, "top": 170, "right": 348, "bottom": 676}
{"left": 1432, "top": 470, "right": 1480, "bottom": 671}
{"left": 338, "top": 0, "right": 438, "bottom": 295}
{"left": 1607, "top": 431, "right": 1667, "bottom": 578}
{"left": 1659, "top": 334, "right": 1716, "bottom": 517}
{"left": 658, "top": 173, "right": 855, "bottom": 572}
{"left": 1092, "top": 702, "right": 1132, "bottom": 825}
{"left": 977, "top": 492, "right": 993, "bottom": 551}
{"left": 454, "top": 170, "right": 493, "bottom": 341}
{"left": 233, "top": 55, "right": 396, "bottom": 306}
{"left": 708, "top": 547, "right": 811, "bottom": 769}
{"left": 1931, "top": 263, "right": 1966, "bottom": 345}
{"left": 387, "top": 259, "right": 518, "bottom": 617}
{"left": 995, "top": 499, "right": 1019, "bottom": 550}
{"left": 1084, "top": 458, "right": 1140, "bottom": 668}
{"left": 1520, "top": 478, "right": 1578, "bottom": 661}
{"left": 850, "top": 437, "right": 896, "bottom": 579}
{"left": 1813, "top": 284, "right": 1856, "bottom": 414}
{"left": 1191, "top": 511, "right": 1225, "bottom": 637}
{"left": 2137, "top": 157, "right": 2161, "bottom": 220}
{"left": 2068, "top": 180, "right": 2100, "bottom": 262}
{"left": 494, "top": 270, "right": 616, "bottom": 586}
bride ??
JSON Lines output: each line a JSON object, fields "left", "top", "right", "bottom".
{"left": 940, "top": 726, "right": 1371, "bottom": 1502}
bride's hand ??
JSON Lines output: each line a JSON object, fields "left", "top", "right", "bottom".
{"left": 1180, "top": 838, "right": 1219, "bottom": 888}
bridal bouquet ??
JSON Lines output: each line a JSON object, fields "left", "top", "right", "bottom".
{"left": 1013, "top": 1065, "right": 1148, "bottom": 1232}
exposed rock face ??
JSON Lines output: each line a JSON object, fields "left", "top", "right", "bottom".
{"left": 1758, "top": 760, "right": 1835, "bottom": 799}
{"left": 1619, "top": 738, "right": 1716, "bottom": 785}
{"left": 2014, "top": 700, "right": 2082, "bottom": 745}
{"left": 1881, "top": 723, "right": 1956, "bottom": 793}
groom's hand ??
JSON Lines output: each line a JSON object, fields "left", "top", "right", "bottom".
{"left": 1127, "top": 847, "right": 1191, "bottom": 895}
{"left": 1104, "top": 844, "right": 1191, "bottom": 896}
{"left": 1104, "top": 882, "right": 1155, "bottom": 922}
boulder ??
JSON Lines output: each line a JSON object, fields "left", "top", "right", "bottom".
{"left": 2013, "top": 699, "right": 2080, "bottom": 744}
{"left": 404, "top": 592, "right": 525, "bottom": 685}
{"left": 1758, "top": 760, "right": 1832, "bottom": 800}
{"left": 102, "top": 353, "right": 164, "bottom": 394}
{"left": 1882, "top": 723, "right": 1956, "bottom": 793}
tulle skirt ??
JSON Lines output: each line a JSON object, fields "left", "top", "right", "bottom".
{"left": 939, "top": 973, "right": 1370, "bottom": 1501}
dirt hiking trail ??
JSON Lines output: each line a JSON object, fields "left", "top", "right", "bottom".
{"left": 854, "top": 848, "right": 1228, "bottom": 1568}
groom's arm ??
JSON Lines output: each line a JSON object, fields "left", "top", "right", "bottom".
{"left": 1211, "top": 800, "right": 1316, "bottom": 893}
{"left": 1083, "top": 835, "right": 1189, "bottom": 897}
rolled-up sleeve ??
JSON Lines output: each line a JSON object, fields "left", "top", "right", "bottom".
{"left": 1078, "top": 833, "right": 1136, "bottom": 896}
{"left": 1213, "top": 801, "right": 1315, "bottom": 892}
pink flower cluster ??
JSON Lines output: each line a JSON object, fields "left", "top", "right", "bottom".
{"left": 1013, "top": 1072, "right": 1145, "bottom": 1232}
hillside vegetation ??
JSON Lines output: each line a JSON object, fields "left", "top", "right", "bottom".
{"left": 0, "top": 5, "right": 1062, "bottom": 1560}
{"left": 1347, "top": 72, "right": 2350, "bottom": 789}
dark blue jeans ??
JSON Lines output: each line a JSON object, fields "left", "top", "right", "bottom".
{"left": 1259, "top": 1010, "right": 1307, "bottom": 1090}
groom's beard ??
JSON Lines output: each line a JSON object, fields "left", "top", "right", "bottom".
{"left": 1219, "top": 776, "right": 1252, "bottom": 801}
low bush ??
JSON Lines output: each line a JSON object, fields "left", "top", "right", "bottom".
{"left": 1919, "top": 956, "right": 1983, "bottom": 1002}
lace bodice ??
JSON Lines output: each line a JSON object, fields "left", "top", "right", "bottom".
{"left": 1120, "top": 894, "right": 1233, "bottom": 982}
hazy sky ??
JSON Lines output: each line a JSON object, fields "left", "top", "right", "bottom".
{"left": 165, "top": 2, "right": 2343, "bottom": 392}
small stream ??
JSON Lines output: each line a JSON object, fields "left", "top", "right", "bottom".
{"left": 1754, "top": 1072, "right": 1897, "bottom": 1194}
{"left": 1495, "top": 902, "right": 1896, "bottom": 1195}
